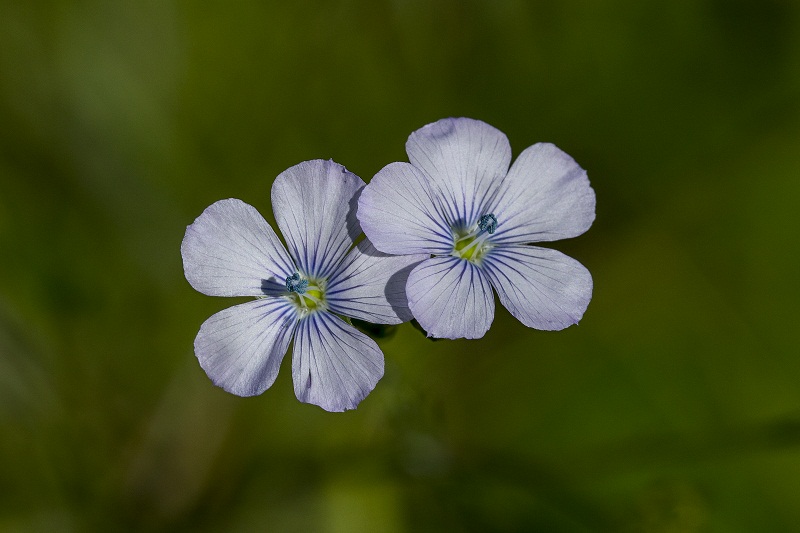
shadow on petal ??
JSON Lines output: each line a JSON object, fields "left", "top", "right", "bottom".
{"left": 347, "top": 185, "right": 365, "bottom": 244}
{"left": 260, "top": 277, "right": 286, "bottom": 297}
{"left": 385, "top": 260, "right": 425, "bottom": 322}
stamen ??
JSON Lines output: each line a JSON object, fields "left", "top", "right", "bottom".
{"left": 299, "top": 290, "right": 321, "bottom": 305}
{"left": 286, "top": 272, "right": 309, "bottom": 294}
{"left": 457, "top": 234, "right": 489, "bottom": 256}
{"left": 478, "top": 213, "right": 498, "bottom": 234}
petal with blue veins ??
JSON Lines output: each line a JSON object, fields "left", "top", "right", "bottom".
{"left": 292, "top": 312, "right": 384, "bottom": 412}
{"left": 181, "top": 199, "right": 295, "bottom": 297}
{"left": 326, "top": 238, "right": 427, "bottom": 324}
{"left": 406, "top": 256, "right": 495, "bottom": 339}
{"left": 406, "top": 117, "right": 511, "bottom": 228}
{"left": 488, "top": 143, "right": 596, "bottom": 245}
{"left": 481, "top": 245, "right": 592, "bottom": 331}
{"left": 359, "top": 162, "right": 454, "bottom": 256}
{"left": 194, "top": 298, "right": 298, "bottom": 397}
{"left": 272, "top": 159, "right": 365, "bottom": 280}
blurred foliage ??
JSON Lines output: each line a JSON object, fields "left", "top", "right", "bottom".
{"left": 1, "top": 0, "right": 800, "bottom": 531}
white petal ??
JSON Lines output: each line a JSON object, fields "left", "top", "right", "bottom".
{"left": 292, "top": 312, "right": 383, "bottom": 412}
{"left": 358, "top": 162, "right": 453, "bottom": 255}
{"left": 272, "top": 160, "right": 364, "bottom": 280}
{"left": 326, "top": 238, "right": 427, "bottom": 324}
{"left": 406, "top": 117, "right": 511, "bottom": 228}
{"left": 406, "top": 256, "right": 495, "bottom": 339}
{"left": 194, "top": 298, "right": 298, "bottom": 397}
{"left": 181, "top": 199, "right": 295, "bottom": 297}
{"left": 481, "top": 245, "right": 592, "bottom": 331}
{"left": 488, "top": 143, "right": 596, "bottom": 245}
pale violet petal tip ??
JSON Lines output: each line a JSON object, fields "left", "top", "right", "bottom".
{"left": 482, "top": 245, "right": 592, "bottom": 331}
{"left": 406, "top": 118, "right": 512, "bottom": 227}
{"left": 291, "top": 312, "right": 384, "bottom": 412}
{"left": 406, "top": 256, "right": 495, "bottom": 339}
{"left": 194, "top": 298, "right": 298, "bottom": 397}
{"left": 181, "top": 199, "right": 295, "bottom": 297}
{"left": 358, "top": 162, "right": 453, "bottom": 256}
{"left": 271, "top": 159, "right": 366, "bottom": 279}
{"left": 489, "top": 143, "right": 596, "bottom": 245}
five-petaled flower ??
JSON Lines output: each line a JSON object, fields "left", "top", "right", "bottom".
{"left": 358, "top": 118, "right": 595, "bottom": 339}
{"left": 181, "top": 160, "right": 425, "bottom": 411}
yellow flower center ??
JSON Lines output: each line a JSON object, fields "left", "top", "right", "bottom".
{"left": 452, "top": 232, "right": 491, "bottom": 262}
{"left": 451, "top": 215, "right": 497, "bottom": 264}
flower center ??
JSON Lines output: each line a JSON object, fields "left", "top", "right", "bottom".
{"left": 451, "top": 214, "right": 497, "bottom": 263}
{"left": 285, "top": 272, "right": 326, "bottom": 315}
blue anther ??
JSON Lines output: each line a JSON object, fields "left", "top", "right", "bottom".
{"left": 285, "top": 273, "right": 308, "bottom": 294}
{"left": 478, "top": 214, "right": 498, "bottom": 234}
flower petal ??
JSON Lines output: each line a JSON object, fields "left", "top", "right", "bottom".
{"left": 326, "top": 238, "right": 427, "bottom": 324}
{"left": 406, "top": 117, "right": 511, "bottom": 228}
{"left": 292, "top": 312, "right": 383, "bottom": 412}
{"left": 182, "top": 199, "right": 295, "bottom": 297}
{"left": 488, "top": 143, "right": 595, "bottom": 245}
{"left": 481, "top": 245, "right": 592, "bottom": 331}
{"left": 272, "top": 159, "right": 365, "bottom": 280}
{"left": 358, "top": 162, "right": 453, "bottom": 255}
{"left": 406, "top": 256, "right": 495, "bottom": 339}
{"left": 194, "top": 298, "right": 298, "bottom": 397}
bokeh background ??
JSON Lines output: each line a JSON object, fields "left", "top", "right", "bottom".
{"left": 2, "top": 1, "right": 799, "bottom": 531}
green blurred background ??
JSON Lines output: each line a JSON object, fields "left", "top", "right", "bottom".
{"left": 1, "top": 1, "right": 799, "bottom": 531}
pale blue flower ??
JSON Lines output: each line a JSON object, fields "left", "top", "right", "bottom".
{"left": 181, "top": 160, "right": 425, "bottom": 411}
{"left": 358, "top": 118, "right": 595, "bottom": 339}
